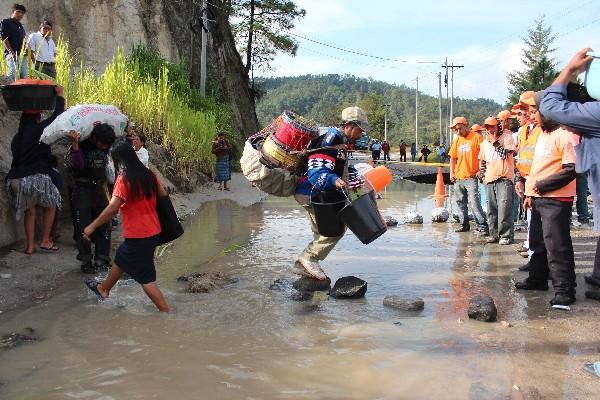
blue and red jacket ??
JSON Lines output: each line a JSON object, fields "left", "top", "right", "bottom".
{"left": 295, "top": 127, "right": 360, "bottom": 196}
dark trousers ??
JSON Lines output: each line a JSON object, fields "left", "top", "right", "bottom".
{"left": 485, "top": 179, "right": 514, "bottom": 240}
{"left": 400, "top": 151, "right": 406, "bottom": 162}
{"left": 528, "top": 198, "right": 576, "bottom": 295}
{"left": 576, "top": 173, "right": 590, "bottom": 223}
{"left": 71, "top": 183, "right": 111, "bottom": 264}
{"left": 372, "top": 150, "right": 381, "bottom": 160}
{"left": 411, "top": 153, "right": 416, "bottom": 162}
{"left": 383, "top": 151, "right": 390, "bottom": 161}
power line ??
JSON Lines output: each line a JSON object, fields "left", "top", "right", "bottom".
{"left": 288, "top": 32, "right": 439, "bottom": 64}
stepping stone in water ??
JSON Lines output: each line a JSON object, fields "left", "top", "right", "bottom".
{"left": 329, "top": 276, "right": 367, "bottom": 299}
{"left": 467, "top": 295, "right": 498, "bottom": 322}
{"left": 383, "top": 295, "right": 424, "bottom": 311}
{"left": 293, "top": 276, "right": 331, "bottom": 292}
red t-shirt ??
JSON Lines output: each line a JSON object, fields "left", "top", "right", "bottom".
{"left": 112, "top": 175, "right": 161, "bottom": 239}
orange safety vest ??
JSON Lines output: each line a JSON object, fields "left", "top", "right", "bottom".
{"left": 516, "top": 125, "right": 541, "bottom": 177}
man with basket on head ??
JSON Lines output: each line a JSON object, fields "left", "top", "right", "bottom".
{"left": 293, "top": 106, "right": 369, "bottom": 280}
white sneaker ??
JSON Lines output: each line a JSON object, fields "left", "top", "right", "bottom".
{"left": 295, "top": 257, "right": 327, "bottom": 280}
{"left": 499, "top": 238, "right": 513, "bottom": 245}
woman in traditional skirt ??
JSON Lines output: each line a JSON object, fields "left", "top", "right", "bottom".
{"left": 82, "top": 141, "right": 170, "bottom": 312}
{"left": 212, "top": 131, "right": 232, "bottom": 190}
{"left": 5, "top": 86, "right": 65, "bottom": 255}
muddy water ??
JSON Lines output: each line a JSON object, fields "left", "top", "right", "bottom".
{"left": 0, "top": 180, "right": 593, "bottom": 399}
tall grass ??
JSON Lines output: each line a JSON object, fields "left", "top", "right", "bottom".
{"left": 50, "top": 40, "right": 234, "bottom": 177}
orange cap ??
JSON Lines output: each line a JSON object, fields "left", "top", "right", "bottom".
{"left": 471, "top": 124, "right": 483, "bottom": 132}
{"left": 448, "top": 116, "right": 468, "bottom": 128}
{"left": 519, "top": 91, "right": 536, "bottom": 106}
{"left": 483, "top": 116, "right": 499, "bottom": 126}
{"left": 510, "top": 104, "right": 521, "bottom": 114}
{"left": 497, "top": 110, "right": 514, "bottom": 121}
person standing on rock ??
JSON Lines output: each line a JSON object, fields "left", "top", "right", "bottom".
{"left": 5, "top": 86, "right": 65, "bottom": 255}
{"left": 83, "top": 141, "right": 171, "bottom": 312}
{"left": 410, "top": 142, "right": 417, "bottom": 162}
{"left": 0, "top": 3, "right": 27, "bottom": 81}
{"left": 399, "top": 140, "right": 407, "bottom": 162}
{"left": 293, "top": 106, "right": 369, "bottom": 280}
{"left": 212, "top": 131, "right": 232, "bottom": 190}
{"left": 420, "top": 144, "right": 431, "bottom": 163}
{"left": 478, "top": 116, "right": 516, "bottom": 245}
{"left": 370, "top": 139, "right": 381, "bottom": 161}
{"left": 65, "top": 124, "right": 116, "bottom": 274}
{"left": 27, "top": 20, "right": 57, "bottom": 78}
{"left": 448, "top": 116, "right": 489, "bottom": 234}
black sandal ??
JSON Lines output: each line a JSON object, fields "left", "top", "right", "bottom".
{"left": 84, "top": 277, "right": 104, "bottom": 300}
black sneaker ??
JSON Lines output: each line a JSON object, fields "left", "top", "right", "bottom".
{"left": 455, "top": 226, "right": 470, "bottom": 233}
{"left": 585, "top": 290, "right": 600, "bottom": 301}
{"left": 515, "top": 279, "right": 548, "bottom": 291}
{"left": 80, "top": 262, "right": 98, "bottom": 274}
{"left": 550, "top": 293, "right": 576, "bottom": 306}
{"left": 518, "top": 263, "right": 532, "bottom": 272}
{"left": 94, "top": 261, "right": 111, "bottom": 272}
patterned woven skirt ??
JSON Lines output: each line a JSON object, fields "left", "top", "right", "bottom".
{"left": 215, "top": 157, "right": 231, "bottom": 182}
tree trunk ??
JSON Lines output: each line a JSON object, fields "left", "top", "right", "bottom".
{"left": 245, "top": 0, "right": 255, "bottom": 75}
{"left": 208, "top": 0, "right": 259, "bottom": 139}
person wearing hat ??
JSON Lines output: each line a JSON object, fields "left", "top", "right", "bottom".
{"left": 478, "top": 116, "right": 517, "bottom": 245}
{"left": 293, "top": 106, "right": 369, "bottom": 280}
{"left": 471, "top": 123, "right": 487, "bottom": 211}
{"left": 448, "top": 116, "right": 489, "bottom": 234}
{"left": 471, "top": 124, "right": 484, "bottom": 135}
{"left": 538, "top": 48, "right": 600, "bottom": 300}
{"left": 515, "top": 100, "right": 578, "bottom": 306}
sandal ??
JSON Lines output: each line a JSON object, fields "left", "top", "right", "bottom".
{"left": 39, "top": 244, "right": 59, "bottom": 253}
{"left": 84, "top": 277, "right": 105, "bottom": 300}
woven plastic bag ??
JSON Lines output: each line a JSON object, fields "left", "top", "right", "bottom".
{"left": 40, "top": 104, "right": 128, "bottom": 144}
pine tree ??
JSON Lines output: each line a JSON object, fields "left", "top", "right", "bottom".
{"left": 506, "top": 17, "right": 558, "bottom": 107}
{"left": 230, "top": 0, "right": 305, "bottom": 77}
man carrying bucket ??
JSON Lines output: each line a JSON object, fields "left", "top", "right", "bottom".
{"left": 293, "top": 106, "right": 369, "bottom": 280}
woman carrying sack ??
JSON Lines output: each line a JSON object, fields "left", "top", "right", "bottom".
{"left": 212, "top": 131, "right": 232, "bottom": 190}
{"left": 82, "top": 141, "right": 170, "bottom": 312}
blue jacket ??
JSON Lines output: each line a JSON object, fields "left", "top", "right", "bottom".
{"left": 295, "top": 127, "right": 349, "bottom": 196}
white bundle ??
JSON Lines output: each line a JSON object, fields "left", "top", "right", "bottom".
{"left": 40, "top": 104, "right": 128, "bottom": 144}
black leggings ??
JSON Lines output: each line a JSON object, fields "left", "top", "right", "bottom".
{"left": 71, "top": 183, "right": 111, "bottom": 264}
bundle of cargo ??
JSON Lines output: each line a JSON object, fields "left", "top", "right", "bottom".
{"left": 259, "top": 110, "right": 318, "bottom": 174}
{"left": 241, "top": 110, "right": 318, "bottom": 196}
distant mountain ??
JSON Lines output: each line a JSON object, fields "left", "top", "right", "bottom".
{"left": 255, "top": 74, "right": 503, "bottom": 145}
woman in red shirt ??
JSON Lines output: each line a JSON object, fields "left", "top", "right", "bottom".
{"left": 83, "top": 141, "right": 170, "bottom": 312}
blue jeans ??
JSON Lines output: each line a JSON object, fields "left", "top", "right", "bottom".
{"left": 6, "top": 54, "right": 27, "bottom": 81}
{"left": 485, "top": 179, "right": 514, "bottom": 240}
{"left": 455, "top": 177, "right": 488, "bottom": 230}
{"left": 576, "top": 173, "right": 590, "bottom": 223}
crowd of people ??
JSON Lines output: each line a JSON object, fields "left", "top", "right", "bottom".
{"left": 445, "top": 48, "right": 600, "bottom": 306}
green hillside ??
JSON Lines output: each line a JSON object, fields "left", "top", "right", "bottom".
{"left": 255, "top": 74, "right": 503, "bottom": 145}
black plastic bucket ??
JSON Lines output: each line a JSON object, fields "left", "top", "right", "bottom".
{"left": 338, "top": 192, "right": 386, "bottom": 244}
{"left": 1, "top": 82, "right": 56, "bottom": 111}
{"left": 311, "top": 191, "right": 347, "bottom": 237}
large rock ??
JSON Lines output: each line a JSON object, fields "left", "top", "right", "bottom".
{"left": 431, "top": 207, "right": 449, "bottom": 223}
{"left": 384, "top": 216, "right": 398, "bottom": 227}
{"left": 402, "top": 212, "right": 423, "bottom": 225}
{"left": 293, "top": 276, "right": 331, "bottom": 292}
{"left": 329, "top": 276, "right": 367, "bottom": 299}
{"left": 383, "top": 296, "right": 424, "bottom": 311}
{"left": 179, "top": 271, "right": 237, "bottom": 293}
{"left": 467, "top": 295, "right": 498, "bottom": 322}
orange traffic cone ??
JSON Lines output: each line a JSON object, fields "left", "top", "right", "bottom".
{"left": 434, "top": 166, "right": 445, "bottom": 208}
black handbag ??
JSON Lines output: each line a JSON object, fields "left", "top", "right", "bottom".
{"left": 156, "top": 195, "right": 184, "bottom": 245}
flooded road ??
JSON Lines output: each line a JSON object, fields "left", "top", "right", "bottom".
{"left": 1, "top": 180, "right": 599, "bottom": 399}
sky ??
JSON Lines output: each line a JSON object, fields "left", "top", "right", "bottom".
{"left": 257, "top": 0, "right": 600, "bottom": 104}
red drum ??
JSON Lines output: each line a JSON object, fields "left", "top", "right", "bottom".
{"left": 273, "top": 110, "right": 318, "bottom": 151}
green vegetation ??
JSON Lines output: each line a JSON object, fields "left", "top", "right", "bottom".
{"left": 507, "top": 17, "right": 558, "bottom": 107}
{"left": 256, "top": 74, "right": 502, "bottom": 145}
{"left": 1, "top": 39, "right": 235, "bottom": 179}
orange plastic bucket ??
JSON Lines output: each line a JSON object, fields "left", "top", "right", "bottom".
{"left": 363, "top": 165, "right": 392, "bottom": 192}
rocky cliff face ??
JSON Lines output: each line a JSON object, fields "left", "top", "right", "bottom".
{"left": 0, "top": 0, "right": 196, "bottom": 72}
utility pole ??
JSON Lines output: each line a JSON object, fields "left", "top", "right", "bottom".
{"left": 438, "top": 72, "right": 443, "bottom": 146}
{"left": 200, "top": 0, "right": 208, "bottom": 96}
{"left": 415, "top": 76, "right": 419, "bottom": 151}
{"left": 441, "top": 59, "right": 464, "bottom": 144}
